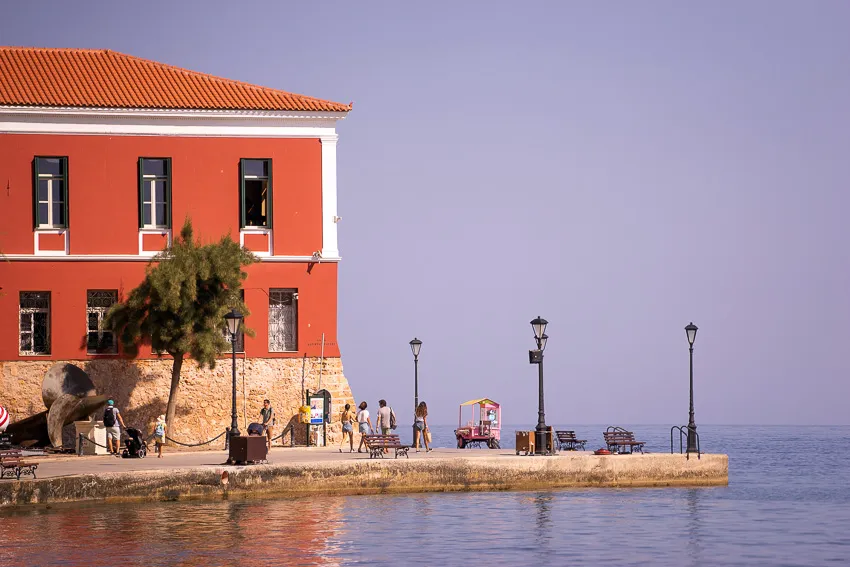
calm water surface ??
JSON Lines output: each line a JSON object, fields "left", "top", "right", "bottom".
{"left": 1, "top": 425, "right": 849, "bottom": 566}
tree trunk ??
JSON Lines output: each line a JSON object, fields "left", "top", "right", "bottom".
{"left": 165, "top": 353, "right": 184, "bottom": 440}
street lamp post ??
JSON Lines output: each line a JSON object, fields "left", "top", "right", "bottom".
{"left": 224, "top": 309, "right": 243, "bottom": 439}
{"left": 409, "top": 338, "right": 422, "bottom": 445}
{"left": 529, "top": 317, "right": 549, "bottom": 455}
{"left": 685, "top": 322, "right": 698, "bottom": 454}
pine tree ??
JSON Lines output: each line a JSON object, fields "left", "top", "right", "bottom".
{"left": 105, "top": 218, "right": 256, "bottom": 430}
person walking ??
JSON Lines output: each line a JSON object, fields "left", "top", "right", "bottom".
{"left": 414, "top": 401, "right": 432, "bottom": 452}
{"left": 375, "top": 399, "right": 396, "bottom": 454}
{"left": 154, "top": 414, "right": 167, "bottom": 458}
{"left": 103, "top": 399, "right": 126, "bottom": 456}
{"left": 356, "top": 401, "right": 373, "bottom": 453}
{"left": 339, "top": 403, "right": 355, "bottom": 453}
{"left": 376, "top": 399, "right": 393, "bottom": 434}
{"left": 260, "top": 399, "right": 275, "bottom": 451}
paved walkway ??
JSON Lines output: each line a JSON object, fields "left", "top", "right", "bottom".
{"left": 23, "top": 446, "right": 522, "bottom": 479}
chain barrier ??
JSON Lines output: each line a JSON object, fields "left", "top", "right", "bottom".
{"left": 165, "top": 430, "right": 227, "bottom": 448}
{"left": 77, "top": 433, "right": 111, "bottom": 456}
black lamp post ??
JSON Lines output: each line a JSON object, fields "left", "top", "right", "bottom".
{"left": 529, "top": 316, "right": 549, "bottom": 455}
{"left": 410, "top": 337, "right": 422, "bottom": 445}
{"left": 685, "top": 322, "right": 698, "bottom": 454}
{"left": 224, "top": 309, "right": 243, "bottom": 439}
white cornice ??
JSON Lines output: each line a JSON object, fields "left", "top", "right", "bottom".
{"left": 0, "top": 105, "right": 346, "bottom": 137}
{"left": 1, "top": 254, "right": 340, "bottom": 263}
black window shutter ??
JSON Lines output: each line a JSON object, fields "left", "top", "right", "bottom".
{"left": 31, "top": 158, "right": 39, "bottom": 229}
{"left": 137, "top": 158, "right": 143, "bottom": 228}
{"left": 61, "top": 157, "right": 69, "bottom": 229}
{"left": 165, "top": 158, "right": 172, "bottom": 229}
{"left": 266, "top": 159, "right": 273, "bottom": 229}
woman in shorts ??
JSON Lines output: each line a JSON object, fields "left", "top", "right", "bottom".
{"left": 339, "top": 403, "right": 355, "bottom": 453}
{"left": 356, "top": 401, "right": 373, "bottom": 453}
{"left": 414, "top": 401, "right": 431, "bottom": 452}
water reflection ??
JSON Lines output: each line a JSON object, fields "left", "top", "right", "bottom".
{"left": 0, "top": 497, "right": 349, "bottom": 567}
{"left": 685, "top": 488, "right": 704, "bottom": 566}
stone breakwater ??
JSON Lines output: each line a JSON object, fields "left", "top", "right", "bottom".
{"left": 0, "top": 357, "right": 355, "bottom": 446}
{"left": 0, "top": 453, "right": 729, "bottom": 508}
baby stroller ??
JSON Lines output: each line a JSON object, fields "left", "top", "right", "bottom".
{"left": 122, "top": 427, "right": 148, "bottom": 458}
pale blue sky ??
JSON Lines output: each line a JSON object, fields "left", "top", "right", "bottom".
{"left": 3, "top": 1, "right": 849, "bottom": 425}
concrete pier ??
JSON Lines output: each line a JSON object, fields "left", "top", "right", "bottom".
{"left": 0, "top": 448, "right": 728, "bottom": 508}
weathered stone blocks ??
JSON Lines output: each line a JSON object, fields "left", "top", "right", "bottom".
{"left": 0, "top": 357, "right": 354, "bottom": 446}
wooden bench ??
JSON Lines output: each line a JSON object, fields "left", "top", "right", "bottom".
{"left": 0, "top": 449, "right": 38, "bottom": 481}
{"left": 362, "top": 434, "right": 411, "bottom": 459}
{"left": 555, "top": 430, "right": 587, "bottom": 451}
{"left": 603, "top": 428, "right": 645, "bottom": 454}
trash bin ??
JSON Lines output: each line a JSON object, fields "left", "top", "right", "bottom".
{"left": 515, "top": 430, "right": 535, "bottom": 456}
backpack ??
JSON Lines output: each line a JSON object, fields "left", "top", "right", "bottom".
{"left": 389, "top": 407, "right": 397, "bottom": 430}
{"left": 103, "top": 406, "right": 116, "bottom": 427}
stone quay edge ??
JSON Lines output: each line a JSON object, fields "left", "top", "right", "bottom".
{"left": 0, "top": 450, "right": 728, "bottom": 508}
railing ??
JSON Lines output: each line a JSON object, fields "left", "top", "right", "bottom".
{"left": 670, "top": 425, "right": 700, "bottom": 460}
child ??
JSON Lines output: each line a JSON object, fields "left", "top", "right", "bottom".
{"left": 154, "top": 414, "right": 167, "bottom": 458}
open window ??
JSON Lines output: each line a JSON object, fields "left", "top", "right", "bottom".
{"left": 240, "top": 159, "right": 272, "bottom": 228}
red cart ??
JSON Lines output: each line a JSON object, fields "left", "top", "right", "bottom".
{"left": 454, "top": 398, "right": 501, "bottom": 449}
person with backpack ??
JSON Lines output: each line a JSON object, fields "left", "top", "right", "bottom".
{"left": 375, "top": 399, "right": 397, "bottom": 455}
{"left": 154, "top": 414, "right": 167, "bottom": 458}
{"left": 103, "top": 399, "right": 126, "bottom": 456}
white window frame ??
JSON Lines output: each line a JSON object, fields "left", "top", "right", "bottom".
{"left": 36, "top": 168, "right": 65, "bottom": 229}
{"left": 240, "top": 158, "right": 272, "bottom": 229}
{"left": 86, "top": 290, "right": 118, "bottom": 355}
{"left": 19, "top": 292, "right": 50, "bottom": 356}
{"left": 141, "top": 161, "right": 169, "bottom": 229}
{"left": 268, "top": 289, "right": 298, "bottom": 353}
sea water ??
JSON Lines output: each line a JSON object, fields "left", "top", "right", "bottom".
{"left": 1, "top": 425, "right": 848, "bottom": 566}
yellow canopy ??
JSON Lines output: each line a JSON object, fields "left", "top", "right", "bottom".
{"left": 460, "top": 398, "right": 498, "bottom": 407}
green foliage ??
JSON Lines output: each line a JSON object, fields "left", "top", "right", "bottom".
{"left": 105, "top": 218, "right": 256, "bottom": 367}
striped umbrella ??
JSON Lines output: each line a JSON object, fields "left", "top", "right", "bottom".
{"left": 0, "top": 406, "right": 9, "bottom": 432}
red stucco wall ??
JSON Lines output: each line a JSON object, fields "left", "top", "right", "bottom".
{"left": 0, "top": 261, "right": 339, "bottom": 360}
{"left": 0, "top": 133, "right": 338, "bottom": 360}
{"left": 0, "top": 134, "right": 323, "bottom": 255}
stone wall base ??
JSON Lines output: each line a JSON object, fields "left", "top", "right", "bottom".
{"left": 0, "top": 453, "right": 730, "bottom": 507}
{"left": 0, "top": 357, "right": 354, "bottom": 447}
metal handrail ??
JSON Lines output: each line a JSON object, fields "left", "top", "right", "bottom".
{"left": 670, "top": 425, "right": 700, "bottom": 460}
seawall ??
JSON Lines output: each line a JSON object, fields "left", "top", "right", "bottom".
{"left": 0, "top": 357, "right": 354, "bottom": 446}
{"left": 0, "top": 452, "right": 728, "bottom": 508}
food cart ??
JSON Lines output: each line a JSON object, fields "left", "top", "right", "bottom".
{"left": 454, "top": 398, "right": 501, "bottom": 449}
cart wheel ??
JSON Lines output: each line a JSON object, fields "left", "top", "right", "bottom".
{"left": 139, "top": 448, "right": 146, "bottom": 458}
{"left": 488, "top": 439, "right": 501, "bottom": 449}
{"left": 121, "top": 449, "right": 128, "bottom": 458}
{"left": 457, "top": 437, "right": 466, "bottom": 449}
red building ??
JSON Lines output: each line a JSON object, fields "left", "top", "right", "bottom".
{"left": 0, "top": 47, "right": 354, "bottom": 441}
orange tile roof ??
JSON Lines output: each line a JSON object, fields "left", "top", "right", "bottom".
{"left": 0, "top": 46, "right": 351, "bottom": 112}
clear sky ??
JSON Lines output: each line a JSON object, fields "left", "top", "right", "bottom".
{"left": 3, "top": 1, "right": 849, "bottom": 425}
